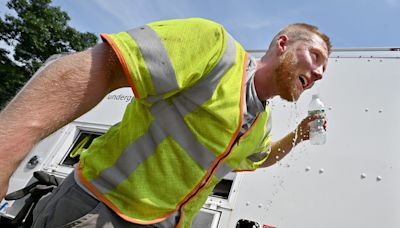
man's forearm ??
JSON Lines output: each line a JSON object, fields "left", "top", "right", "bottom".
{"left": 260, "top": 114, "right": 318, "bottom": 168}
{"left": 261, "top": 130, "right": 302, "bottom": 168}
{"left": 0, "top": 43, "right": 126, "bottom": 199}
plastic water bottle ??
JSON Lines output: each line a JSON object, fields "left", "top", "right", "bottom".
{"left": 308, "top": 94, "right": 326, "bottom": 145}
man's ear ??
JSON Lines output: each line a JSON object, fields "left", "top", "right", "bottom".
{"left": 276, "top": 35, "right": 289, "bottom": 55}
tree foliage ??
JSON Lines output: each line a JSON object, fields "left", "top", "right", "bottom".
{"left": 0, "top": 0, "right": 98, "bottom": 108}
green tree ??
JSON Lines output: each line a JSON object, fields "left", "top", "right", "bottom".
{"left": 0, "top": 0, "right": 98, "bottom": 108}
{"left": 0, "top": 49, "right": 25, "bottom": 107}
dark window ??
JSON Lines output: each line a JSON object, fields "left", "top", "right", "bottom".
{"left": 211, "top": 178, "right": 234, "bottom": 198}
{"left": 61, "top": 131, "right": 102, "bottom": 166}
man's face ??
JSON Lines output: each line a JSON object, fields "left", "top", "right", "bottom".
{"left": 275, "top": 34, "right": 329, "bottom": 102}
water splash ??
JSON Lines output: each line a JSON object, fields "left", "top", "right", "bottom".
{"left": 288, "top": 101, "right": 300, "bottom": 151}
{"left": 360, "top": 173, "right": 367, "bottom": 179}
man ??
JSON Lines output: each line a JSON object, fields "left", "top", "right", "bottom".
{"left": 0, "top": 18, "right": 331, "bottom": 227}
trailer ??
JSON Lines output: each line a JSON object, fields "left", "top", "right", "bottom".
{"left": 1, "top": 48, "right": 399, "bottom": 227}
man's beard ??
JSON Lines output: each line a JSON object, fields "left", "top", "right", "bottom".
{"left": 275, "top": 51, "right": 300, "bottom": 102}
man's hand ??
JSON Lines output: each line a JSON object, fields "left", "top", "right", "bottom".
{"left": 0, "top": 182, "right": 8, "bottom": 202}
{"left": 294, "top": 114, "right": 328, "bottom": 144}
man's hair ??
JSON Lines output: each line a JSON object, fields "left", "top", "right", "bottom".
{"left": 268, "top": 23, "right": 332, "bottom": 55}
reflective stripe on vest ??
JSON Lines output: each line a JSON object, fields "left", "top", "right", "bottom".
{"left": 89, "top": 29, "right": 236, "bottom": 194}
{"left": 127, "top": 25, "right": 178, "bottom": 94}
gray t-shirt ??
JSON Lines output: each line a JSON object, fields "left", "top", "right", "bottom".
{"left": 240, "top": 55, "right": 268, "bottom": 137}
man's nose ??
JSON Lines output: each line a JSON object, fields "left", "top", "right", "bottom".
{"left": 312, "top": 65, "right": 324, "bottom": 81}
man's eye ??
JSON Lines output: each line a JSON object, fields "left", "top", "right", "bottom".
{"left": 313, "top": 53, "right": 319, "bottom": 61}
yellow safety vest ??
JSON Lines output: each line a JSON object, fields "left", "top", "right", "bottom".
{"left": 77, "top": 18, "right": 271, "bottom": 228}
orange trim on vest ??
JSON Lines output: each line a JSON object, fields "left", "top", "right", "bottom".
{"left": 233, "top": 169, "right": 257, "bottom": 172}
{"left": 100, "top": 33, "right": 141, "bottom": 99}
{"left": 176, "top": 52, "right": 249, "bottom": 228}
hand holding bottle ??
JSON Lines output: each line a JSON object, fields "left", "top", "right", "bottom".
{"left": 294, "top": 114, "right": 327, "bottom": 144}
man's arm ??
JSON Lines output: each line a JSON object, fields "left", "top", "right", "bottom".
{"left": 260, "top": 115, "right": 323, "bottom": 168}
{"left": 0, "top": 43, "right": 128, "bottom": 199}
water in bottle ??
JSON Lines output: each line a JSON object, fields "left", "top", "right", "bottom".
{"left": 308, "top": 94, "right": 326, "bottom": 145}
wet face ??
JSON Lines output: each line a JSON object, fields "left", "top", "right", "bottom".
{"left": 275, "top": 34, "right": 329, "bottom": 102}
{"left": 275, "top": 51, "right": 298, "bottom": 101}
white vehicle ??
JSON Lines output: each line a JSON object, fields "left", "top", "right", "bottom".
{"left": 1, "top": 48, "right": 399, "bottom": 228}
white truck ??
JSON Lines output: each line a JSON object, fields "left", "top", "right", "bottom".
{"left": 1, "top": 48, "right": 399, "bottom": 228}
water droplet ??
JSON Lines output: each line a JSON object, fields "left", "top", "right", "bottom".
{"left": 275, "top": 156, "right": 280, "bottom": 160}
{"left": 258, "top": 204, "right": 263, "bottom": 209}
{"left": 328, "top": 106, "right": 333, "bottom": 111}
{"left": 319, "top": 168, "right": 325, "bottom": 174}
{"left": 376, "top": 176, "right": 383, "bottom": 181}
{"left": 246, "top": 201, "right": 250, "bottom": 206}
{"left": 305, "top": 166, "right": 311, "bottom": 172}
{"left": 378, "top": 109, "right": 383, "bottom": 113}
{"left": 365, "top": 108, "right": 369, "bottom": 112}
{"left": 278, "top": 148, "right": 281, "bottom": 152}
{"left": 360, "top": 173, "right": 367, "bottom": 179}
